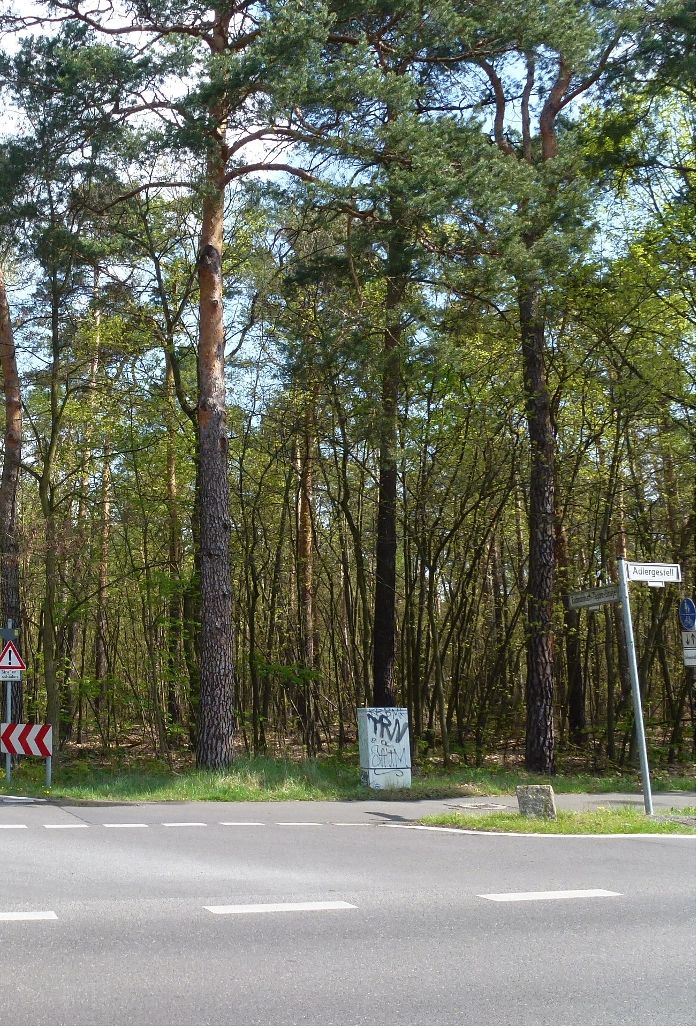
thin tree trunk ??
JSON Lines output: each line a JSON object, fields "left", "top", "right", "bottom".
{"left": 94, "top": 442, "right": 111, "bottom": 718}
{"left": 164, "top": 352, "right": 184, "bottom": 729}
{"left": 297, "top": 402, "right": 317, "bottom": 755}
{"left": 556, "top": 518, "right": 585, "bottom": 744}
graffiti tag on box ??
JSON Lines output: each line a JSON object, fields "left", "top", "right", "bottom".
{"left": 367, "top": 710, "right": 409, "bottom": 769}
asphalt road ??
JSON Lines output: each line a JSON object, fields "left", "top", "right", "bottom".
{"left": 0, "top": 796, "right": 694, "bottom": 1027}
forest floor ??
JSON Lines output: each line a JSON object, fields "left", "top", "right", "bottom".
{"left": 0, "top": 741, "right": 694, "bottom": 804}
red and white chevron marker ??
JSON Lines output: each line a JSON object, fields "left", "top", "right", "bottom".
{"left": 0, "top": 723, "right": 52, "bottom": 757}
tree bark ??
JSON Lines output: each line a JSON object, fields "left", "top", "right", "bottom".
{"left": 94, "top": 441, "right": 111, "bottom": 719}
{"left": 0, "top": 267, "right": 22, "bottom": 721}
{"left": 372, "top": 216, "right": 407, "bottom": 707}
{"left": 519, "top": 286, "right": 556, "bottom": 773}
{"left": 164, "top": 352, "right": 184, "bottom": 729}
{"left": 297, "top": 401, "right": 318, "bottom": 755}
{"left": 195, "top": 140, "right": 236, "bottom": 769}
{"left": 555, "top": 517, "right": 585, "bottom": 744}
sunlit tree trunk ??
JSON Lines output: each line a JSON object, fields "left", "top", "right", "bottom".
{"left": 195, "top": 133, "right": 235, "bottom": 769}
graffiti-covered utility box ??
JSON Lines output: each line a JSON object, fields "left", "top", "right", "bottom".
{"left": 357, "top": 707, "right": 411, "bottom": 789}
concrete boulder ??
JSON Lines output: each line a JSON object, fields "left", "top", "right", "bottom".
{"left": 516, "top": 784, "right": 557, "bottom": 819}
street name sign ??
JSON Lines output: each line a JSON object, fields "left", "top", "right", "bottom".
{"left": 625, "top": 562, "right": 682, "bottom": 585}
{"left": 567, "top": 585, "right": 619, "bottom": 610}
{"left": 679, "top": 598, "right": 696, "bottom": 631}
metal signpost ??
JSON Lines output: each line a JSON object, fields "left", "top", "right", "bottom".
{"left": 618, "top": 560, "right": 682, "bottom": 816}
{"left": 0, "top": 620, "right": 20, "bottom": 783}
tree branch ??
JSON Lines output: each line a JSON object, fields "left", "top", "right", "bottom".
{"left": 476, "top": 60, "right": 515, "bottom": 155}
{"left": 223, "top": 162, "right": 319, "bottom": 186}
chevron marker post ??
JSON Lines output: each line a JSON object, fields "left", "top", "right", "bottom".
{"left": 1, "top": 723, "right": 52, "bottom": 786}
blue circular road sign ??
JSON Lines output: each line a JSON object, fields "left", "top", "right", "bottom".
{"left": 679, "top": 598, "right": 696, "bottom": 631}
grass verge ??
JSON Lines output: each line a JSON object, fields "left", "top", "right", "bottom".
{"left": 419, "top": 807, "right": 697, "bottom": 835}
{"left": 0, "top": 753, "right": 694, "bottom": 804}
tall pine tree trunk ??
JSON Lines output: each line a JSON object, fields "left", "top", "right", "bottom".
{"left": 519, "top": 286, "right": 555, "bottom": 773}
{"left": 372, "top": 216, "right": 407, "bottom": 707}
{"left": 297, "top": 401, "right": 318, "bottom": 755}
{"left": 195, "top": 139, "right": 235, "bottom": 769}
{"left": 0, "top": 267, "right": 22, "bottom": 723}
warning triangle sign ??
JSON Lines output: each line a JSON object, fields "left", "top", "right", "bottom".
{"left": 0, "top": 641, "right": 26, "bottom": 671}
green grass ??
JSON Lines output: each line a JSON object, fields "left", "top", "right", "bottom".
{"left": 0, "top": 751, "right": 694, "bottom": 803}
{"left": 420, "top": 807, "right": 697, "bottom": 834}
{"left": 420, "top": 807, "right": 696, "bottom": 835}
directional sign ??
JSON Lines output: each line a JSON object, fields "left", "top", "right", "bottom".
{"left": 567, "top": 585, "right": 619, "bottom": 610}
{"left": 679, "top": 598, "right": 696, "bottom": 632}
{"left": 0, "top": 641, "right": 25, "bottom": 671}
{"left": 625, "top": 562, "right": 681, "bottom": 585}
{"left": 0, "top": 723, "right": 52, "bottom": 757}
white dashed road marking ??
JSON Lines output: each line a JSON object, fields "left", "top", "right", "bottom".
{"left": 479, "top": 889, "right": 621, "bottom": 902}
{"left": 162, "top": 822, "right": 207, "bottom": 827}
{"left": 0, "top": 911, "right": 57, "bottom": 921}
{"left": 219, "top": 822, "right": 265, "bottom": 826}
{"left": 103, "top": 823, "right": 148, "bottom": 828}
{"left": 0, "top": 824, "right": 27, "bottom": 829}
{"left": 43, "top": 824, "right": 88, "bottom": 829}
{"left": 275, "top": 822, "right": 322, "bottom": 826}
{"left": 204, "top": 901, "right": 357, "bottom": 915}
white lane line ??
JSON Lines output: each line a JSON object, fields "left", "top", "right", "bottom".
{"left": 0, "top": 911, "right": 57, "bottom": 921}
{"left": 276, "top": 822, "right": 322, "bottom": 826}
{"left": 480, "top": 889, "right": 621, "bottom": 902}
{"left": 219, "top": 822, "right": 265, "bottom": 826}
{"left": 0, "top": 824, "right": 27, "bottom": 829}
{"left": 332, "top": 822, "right": 372, "bottom": 826}
{"left": 103, "top": 823, "right": 149, "bottom": 828}
{"left": 205, "top": 901, "right": 357, "bottom": 915}
{"left": 43, "top": 824, "right": 88, "bottom": 829}
{"left": 162, "top": 822, "right": 207, "bottom": 827}
{"left": 2, "top": 795, "right": 47, "bottom": 804}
